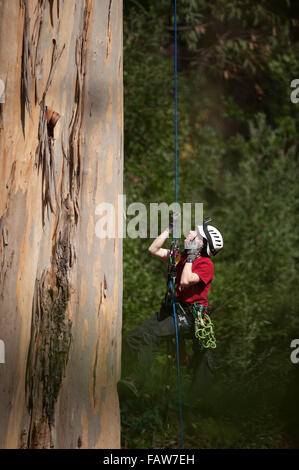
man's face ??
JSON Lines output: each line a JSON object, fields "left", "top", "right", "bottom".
{"left": 184, "top": 230, "right": 203, "bottom": 249}
{"left": 184, "top": 230, "right": 197, "bottom": 243}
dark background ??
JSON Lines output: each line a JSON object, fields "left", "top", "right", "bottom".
{"left": 120, "top": 0, "right": 299, "bottom": 449}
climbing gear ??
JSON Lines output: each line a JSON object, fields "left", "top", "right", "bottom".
{"left": 176, "top": 301, "right": 216, "bottom": 349}
{"left": 196, "top": 217, "right": 223, "bottom": 256}
{"left": 169, "top": 239, "right": 180, "bottom": 278}
{"left": 193, "top": 303, "right": 217, "bottom": 349}
{"left": 157, "top": 238, "right": 183, "bottom": 322}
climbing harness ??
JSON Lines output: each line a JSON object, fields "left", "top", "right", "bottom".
{"left": 163, "top": 242, "right": 217, "bottom": 350}
{"left": 175, "top": 301, "right": 217, "bottom": 349}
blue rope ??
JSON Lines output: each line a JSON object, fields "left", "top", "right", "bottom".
{"left": 170, "top": 279, "right": 184, "bottom": 449}
{"left": 174, "top": 0, "right": 178, "bottom": 221}
{"left": 172, "top": 0, "right": 184, "bottom": 450}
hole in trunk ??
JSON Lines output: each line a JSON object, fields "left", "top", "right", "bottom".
{"left": 45, "top": 106, "right": 61, "bottom": 138}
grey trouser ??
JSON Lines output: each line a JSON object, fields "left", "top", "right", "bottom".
{"left": 122, "top": 310, "right": 216, "bottom": 396}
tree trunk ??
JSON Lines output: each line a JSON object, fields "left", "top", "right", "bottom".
{"left": 0, "top": 0, "right": 123, "bottom": 449}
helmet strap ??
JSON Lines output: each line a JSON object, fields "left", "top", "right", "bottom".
{"left": 200, "top": 238, "right": 209, "bottom": 257}
{"left": 203, "top": 217, "right": 217, "bottom": 256}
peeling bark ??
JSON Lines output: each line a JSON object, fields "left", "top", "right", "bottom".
{"left": 0, "top": 0, "right": 123, "bottom": 449}
{"left": 25, "top": 202, "right": 74, "bottom": 447}
{"left": 20, "top": 0, "right": 33, "bottom": 130}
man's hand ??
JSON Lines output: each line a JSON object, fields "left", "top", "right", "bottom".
{"left": 169, "top": 210, "right": 181, "bottom": 233}
{"left": 184, "top": 239, "right": 201, "bottom": 263}
{"left": 185, "top": 248, "right": 199, "bottom": 263}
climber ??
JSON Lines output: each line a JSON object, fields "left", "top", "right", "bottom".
{"left": 120, "top": 212, "right": 223, "bottom": 399}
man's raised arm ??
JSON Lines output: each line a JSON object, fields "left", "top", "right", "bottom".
{"left": 148, "top": 229, "right": 170, "bottom": 262}
{"left": 148, "top": 211, "right": 180, "bottom": 262}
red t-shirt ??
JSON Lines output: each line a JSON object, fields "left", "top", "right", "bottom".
{"left": 175, "top": 256, "right": 214, "bottom": 307}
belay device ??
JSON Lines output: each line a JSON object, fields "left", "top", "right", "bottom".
{"left": 157, "top": 239, "right": 180, "bottom": 322}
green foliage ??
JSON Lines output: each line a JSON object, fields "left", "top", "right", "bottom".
{"left": 122, "top": 0, "right": 299, "bottom": 449}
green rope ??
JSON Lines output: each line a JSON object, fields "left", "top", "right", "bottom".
{"left": 193, "top": 302, "right": 216, "bottom": 349}
{"left": 176, "top": 301, "right": 216, "bottom": 349}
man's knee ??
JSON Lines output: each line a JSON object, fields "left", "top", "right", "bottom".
{"left": 123, "top": 315, "right": 159, "bottom": 351}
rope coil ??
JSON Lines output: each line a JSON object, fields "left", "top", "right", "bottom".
{"left": 193, "top": 303, "right": 217, "bottom": 349}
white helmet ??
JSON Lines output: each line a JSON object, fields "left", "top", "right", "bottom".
{"left": 196, "top": 218, "right": 223, "bottom": 256}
